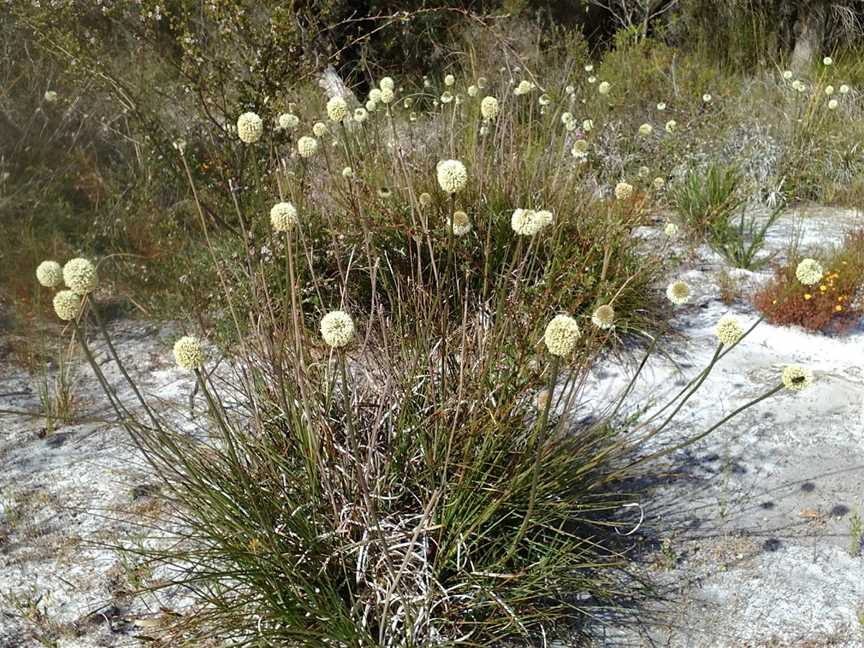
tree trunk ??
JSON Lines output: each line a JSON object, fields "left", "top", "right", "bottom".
{"left": 790, "top": 2, "right": 825, "bottom": 71}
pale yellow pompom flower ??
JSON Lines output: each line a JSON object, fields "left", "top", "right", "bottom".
{"left": 278, "top": 113, "right": 300, "bottom": 130}
{"left": 514, "top": 80, "right": 534, "bottom": 96}
{"left": 326, "top": 96, "right": 348, "bottom": 122}
{"left": 823, "top": 56, "right": 833, "bottom": 66}
{"left": 312, "top": 121, "right": 328, "bottom": 137}
{"left": 449, "top": 210, "right": 472, "bottom": 236}
{"left": 480, "top": 96, "right": 499, "bottom": 121}
{"left": 534, "top": 210, "right": 554, "bottom": 229}
{"left": 582, "top": 119, "right": 594, "bottom": 131}
{"left": 653, "top": 177, "right": 666, "bottom": 191}
{"left": 828, "top": 99, "right": 838, "bottom": 110}
{"left": 715, "top": 315, "right": 743, "bottom": 346}
{"left": 342, "top": 166, "right": 353, "bottom": 178}
{"left": 173, "top": 336, "right": 204, "bottom": 371}
{"left": 53, "top": 290, "right": 82, "bottom": 321}
{"left": 666, "top": 280, "right": 691, "bottom": 305}
{"left": 664, "top": 222, "right": 679, "bottom": 237}
{"left": 44, "top": 90, "right": 58, "bottom": 103}
{"left": 63, "top": 258, "right": 97, "bottom": 295}
{"left": 572, "top": 139, "right": 589, "bottom": 159}
{"left": 591, "top": 304, "right": 615, "bottom": 330}
{"left": 444, "top": 74, "right": 455, "bottom": 87}
{"left": 270, "top": 202, "right": 298, "bottom": 232}
{"left": 544, "top": 314, "right": 581, "bottom": 357}
{"left": 598, "top": 81, "right": 611, "bottom": 95}
{"left": 511, "top": 209, "right": 544, "bottom": 236}
{"left": 237, "top": 112, "right": 263, "bottom": 143}
{"left": 795, "top": 258, "right": 823, "bottom": 286}
{"left": 353, "top": 107, "right": 368, "bottom": 123}
{"left": 614, "top": 181, "right": 634, "bottom": 201}
{"left": 702, "top": 93, "right": 712, "bottom": 103}
{"left": 369, "top": 88, "right": 383, "bottom": 103}
{"left": 380, "top": 88, "right": 394, "bottom": 104}
{"left": 467, "top": 85, "right": 479, "bottom": 97}
{"left": 638, "top": 123, "right": 653, "bottom": 136}
{"left": 840, "top": 84, "right": 850, "bottom": 94}
{"left": 297, "top": 136, "right": 318, "bottom": 158}
{"left": 320, "top": 310, "right": 355, "bottom": 348}
{"left": 379, "top": 76, "right": 395, "bottom": 92}
{"left": 436, "top": 159, "right": 467, "bottom": 194}
{"left": 419, "top": 192, "right": 433, "bottom": 208}
{"left": 825, "top": 85, "right": 834, "bottom": 95}
{"left": 36, "top": 260, "right": 63, "bottom": 288}
{"left": 665, "top": 119, "right": 677, "bottom": 133}
{"left": 782, "top": 364, "right": 813, "bottom": 391}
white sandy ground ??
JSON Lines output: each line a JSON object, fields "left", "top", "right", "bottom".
{"left": 0, "top": 206, "right": 862, "bottom": 647}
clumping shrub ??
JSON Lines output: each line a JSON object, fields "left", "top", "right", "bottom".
{"left": 753, "top": 230, "right": 864, "bottom": 332}
{"left": 29, "top": 59, "right": 811, "bottom": 643}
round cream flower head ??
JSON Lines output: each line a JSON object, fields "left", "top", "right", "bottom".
{"left": 598, "top": 81, "right": 611, "bottom": 95}
{"left": 480, "top": 96, "right": 499, "bottom": 121}
{"left": 825, "top": 85, "right": 834, "bottom": 95}
{"left": 657, "top": 102, "right": 666, "bottom": 110}
{"left": 795, "top": 258, "right": 823, "bottom": 285}
{"left": 702, "top": 93, "right": 712, "bottom": 102}
{"left": 342, "top": 166, "right": 353, "bottom": 178}
{"left": 449, "top": 210, "right": 472, "bottom": 236}
{"left": 664, "top": 222, "right": 679, "bottom": 237}
{"left": 467, "top": 85, "right": 479, "bottom": 97}
{"left": 782, "top": 364, "right": 813, "bottom": 391}
{"left": 823, "top": 56, "right": 833, "bottom": 66}
{"left": 782, "top": 70, "right": 793, "bottom": 80}
{"left": 365, "top": 99, "right": 378, "bottom": 112}
{"left": 440, "top": 91, "right": 454, "bottom": 104}
{"left": 326, "top": 95, "right": 348, "bottom": 122}
{"left": 297, "top": 135, "right": 318, "bottom": 158}
{"left": 665, "top": 119, "right": 677, "bottom": 133}
{"left": 44, "top": 90, "right": 58, "bottom": 103}
{"left": 614, "top": 181, "right": 634, "bottom": 201}
{"left": 444, "top": 74, "right": 455, "bottom": 87}
{"left": 353, "top": 107, "right": 368, "bottom": 123}
{"left": 544, "top": 314, "right": 581, "bottom": 357}
{"left": 591, "top": 304, "right": 615, "bottom": 330}
{"left": 538, "top": 94, "right": 551, "bottom": 106}
{"left": 312, "top": 121, "right": 328, "bottom": 137}
{"left": 587, "top": 76, "right": 596, "bottom": 84}
{"left": 828, "top": 99, "right": 839, "bottom": 110}
{"left": 173, "top": 336, "right": 204, "bottom": 371}
{"left": 584, "top": 63, "right": 594, "bottom": 72}
{"left": 53, "top": 290, "right": 82, "bottom": 321}
{"left": 572, "top": 139, "right": 589, "bottom": 158}
{"left": 715, "top": 315, "right": 743, "bottom": 346}
{"left": 237, "top": 112, "right": 263, "bottom": 144}
{"left": 534, "top": 209, "right": 554, "bottom": 228}
{"left": 320, "top": 310, "right": 354, "bottom": 348}
{"left": 419, "top": 192, "right": 433, "bottom": 208}
{"left": 369, "top": 88, "right": 383, "bottom": 103}
{"left": 653, "top": 176, "right": 666, "bottom": 191}
{"left": 36, "top": 260, "right": 63, "bottom": 288}
{"left": 514, "top": 80, "right": 534, "bottom": 96}
{"left": 511, "top": 209, "right": 546, "bottom": 236}
{"left": 638, "top": 123, "right": 653, "bottom": 136}
{"left": 583, "top": 118, "right": 594, "bottom": 131}
{"left": 666, "top": 280, "right": 691, "bottom": 305}
{"left": 63, "top": 258, "right": 97, "bottom": 295}
{"left": 379, "top": 76, "right": 395, "bottom": 92}
{"left": 278, "top": 113, "right": 300, "bottom": 130}
{"left": 270, "top": 201, "right": 298, "bottom": 232}
{"left": 380, "top": 88, "right": 395, "bottom": 104}
{"left": 436, "top": 159, "right": 467, "bottom": 194}
{"left": 840, "top": 84, "right": 850, "bottom": 94}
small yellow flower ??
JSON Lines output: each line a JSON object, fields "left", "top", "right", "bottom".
{"left": 803, "top": 293, "right": 812, "bottom": 300}
{"left": 835, "top": 305, "right": 843, "bottom": 312}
